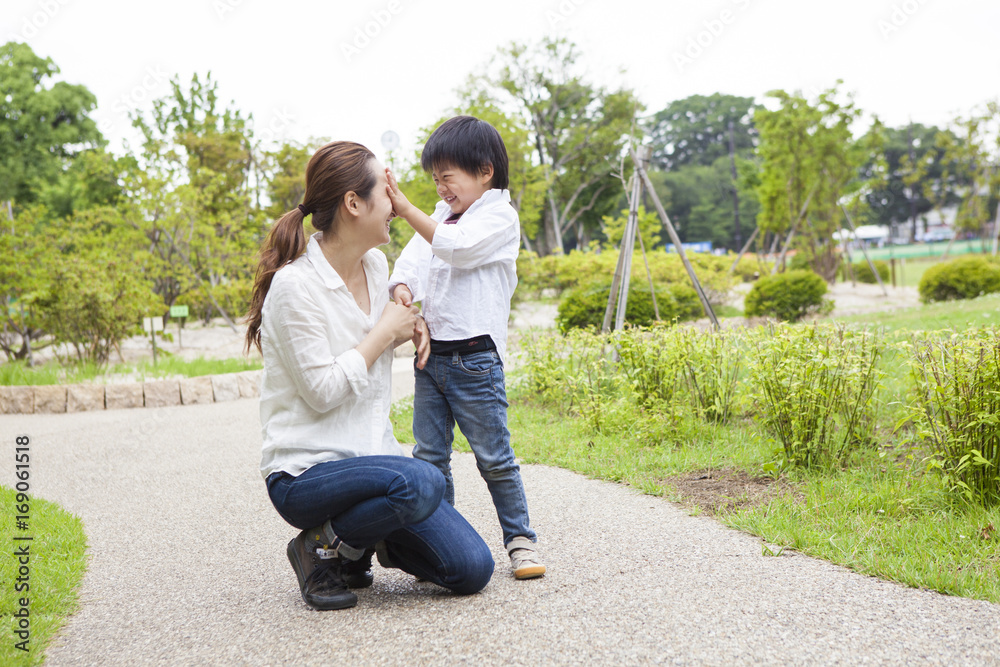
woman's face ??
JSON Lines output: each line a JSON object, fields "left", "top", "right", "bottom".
{"left": 360, "top": 159, "right": 394, "bottom": 247}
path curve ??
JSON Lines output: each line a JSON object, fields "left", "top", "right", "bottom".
{"left": 4, "top": 399, "right": 999, "bottom": 666}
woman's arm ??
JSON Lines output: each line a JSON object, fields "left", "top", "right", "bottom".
{"left": 267, "top": 281, "right": 417, "bottom": 413}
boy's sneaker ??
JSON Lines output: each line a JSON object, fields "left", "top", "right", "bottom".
{"left": 507, "top": 536, "right": 546, "bottom": 580}
{"left": 342, "top": 549, "right": 374, "bottom": 589}
{"left": 286, "top": 530, "right": 358, "bottom": 610}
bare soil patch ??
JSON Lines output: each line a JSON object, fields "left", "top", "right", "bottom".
{"left": 662, "top": 468, "right": 800, "bottom": 516}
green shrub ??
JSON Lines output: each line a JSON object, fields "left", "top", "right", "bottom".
{"left": 731, "top": 254, "right": 767, "bottom": 282}
{"left": 556, "top": 282, "right": 702, "bottom": 333}
{"left": 743, "top": 270, "right": 831, "bottom": 322}
{"left": 787, "top": 252, "right": 812, "bottom": 272}
{"left": 747, "top": 324, "right": 885, "bottom": 470}
{"left": 918, "top": 256, "right": 1000, "bottom": 303}
{"left": 677, "top": 326, "right": 745, "bottom": 423}
{"left": 35, "top": 254, "right": 161, "bottom": 365}
{"left": 847, "top": 259, "right": 890, "bottom": 284}
{"left": 908, "top": 328, "right": 1000, "bottom": 507}
{"left": 516, "top": 248, "right": 738, "bottom": 302}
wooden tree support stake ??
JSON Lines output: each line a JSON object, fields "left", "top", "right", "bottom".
{"left": 630, "top": 147, "right": 719, "bottom": 330}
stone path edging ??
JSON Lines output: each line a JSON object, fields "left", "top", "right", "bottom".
{"left": 0, "top": 370, "right": 261, "bottom": 415}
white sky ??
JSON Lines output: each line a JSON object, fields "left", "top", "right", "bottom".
{"left": 4, "top": 0, "right": 999, "bottom": 164}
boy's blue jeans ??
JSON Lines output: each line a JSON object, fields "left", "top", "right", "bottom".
{"left": 412, "top": 349, "right": 537, "bottom": 547}
{"left": 266, "top": 455, "right": 493, "bottom": 595}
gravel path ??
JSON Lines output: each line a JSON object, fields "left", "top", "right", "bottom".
{"left": 4, "top": 399, "right": 999, "bottom": 666}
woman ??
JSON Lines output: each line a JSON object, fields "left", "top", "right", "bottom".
{"left": 245, "top": 141, "right": 494, "bottom": 611}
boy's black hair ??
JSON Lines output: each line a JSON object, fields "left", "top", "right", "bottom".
{"left": 420, "top": 116, "right": 510, "bottom": 190}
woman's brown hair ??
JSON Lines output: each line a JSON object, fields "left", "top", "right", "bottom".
{"left": 244, "top": 141, "right": 377, "bottom": 354}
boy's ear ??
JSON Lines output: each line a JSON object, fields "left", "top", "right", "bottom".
{"left": 479, "top": 163, "right": 495, "bottom": 187}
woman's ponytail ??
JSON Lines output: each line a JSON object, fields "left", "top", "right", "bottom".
{"left": 244, "top": 208, "right": 308, "bottom": 354}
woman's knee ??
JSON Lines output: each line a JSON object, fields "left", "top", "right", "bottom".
{"left": 448, "top": 539, "right": 495, "bottom": 595}
{"left": 387, "top": 459, "right": 445, "bottom": 525}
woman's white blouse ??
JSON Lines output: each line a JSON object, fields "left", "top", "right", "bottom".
{"left": 259, "top": 233, "right": 403, "bottom": 479}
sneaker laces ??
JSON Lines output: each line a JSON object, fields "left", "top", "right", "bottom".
{"left": 304, "top": 556, "right": 347, "bottom": 595}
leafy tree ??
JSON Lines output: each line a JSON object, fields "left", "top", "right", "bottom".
{"left": 0, "top": 204, "right": 156, "bottom": 365}
{"left": 0, "top": 206, "right": 56, "bottom": 362}
{"left": 646, "top": 156, "right": 760, "bottom": 250}
{"left": 259, "top": 140, "right": 317, "bottom": 220}
{"left": 602, "top": 205, "right": 661, "bottom": 248}
{"left": 0, "top": 42, "right": 103, "bottom": 213}
{"left": 858, "top": 123, "right": 961, "bottom": 239}
{"left": 936, "top": 102, "right": 1000, "bottom": 242}
{"left": 754, "top": 84, "right": 872, "bottom": 281}
{"left": 647, "top": 93, "right": 756, "bottom": 171}
{"left": 484, "top": 37, "right": 641, "bottom": 254}
{"left": 35, "top": 251, "right": 159, "bottom": 365}
{"left": 130, "top": 73, "right": 264, "bottom": 325}
{"left": 35, "top": 148, "right": 133, "bottom": 219}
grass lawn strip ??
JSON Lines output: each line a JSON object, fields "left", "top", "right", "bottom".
{"left": 0, "top": 486, "right": 88, "bottom": 667}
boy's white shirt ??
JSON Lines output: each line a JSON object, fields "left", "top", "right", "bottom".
{"left": 389, "top": 188, "right": 519, "bottom": 364}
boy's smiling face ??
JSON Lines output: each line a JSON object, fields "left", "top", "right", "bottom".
{"left": 432, "top": 163, "right": 494, "bottom": 216}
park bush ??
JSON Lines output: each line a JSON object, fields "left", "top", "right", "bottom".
{"left": 846, "top": 259, "right": 890, "bottom": 284}
{"left": 743, "top": 270, "right": 831, "bottom": 322}
{"left": 917, "top": 256, "right": 1000, "bottom": 303}
{"left": 516, "top": 248, "right": 738, "bottom": 303}
{"left": 908, "top": 328, "right": 1000, "bottom": 507}
{"left": 35, "top": 254, "right": 160, "bottom": 365}
{"left": 556, "top": 282, "right": 701, "bottom": 333}
{"left": 731, "top": 255, "right": 769, "bottom": 282}
{"left": 747, "top": 324, "right": 885, "bottom": 470}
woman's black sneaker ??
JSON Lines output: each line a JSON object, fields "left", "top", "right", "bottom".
{"left": 342, "top": 549, "right": 374, "bottom": 589}
{"left": 286, "top": 531, "right": 357, "bottom": 610}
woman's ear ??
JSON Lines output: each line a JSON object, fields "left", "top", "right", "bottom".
{"left": 479, "top": 163, "right": 495, "bottom": 186}
{"left": 342, "top": 191, "right": 362, "bottom": 218}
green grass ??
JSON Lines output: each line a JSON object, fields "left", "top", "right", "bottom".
{"left": 0, "top": 486, "right": 88, "bottom": 667}
{"left": 893, "top": 257, "right": 936, "bottom": 288}
{"left": 0, "top": 355, "right": 262, "bottom": 387}
{"left": 832, "top": 292, "right": 1000, "bottom": 333}
{"left": 392, "top": 296, "right": 1000, "bottom": 604}
{"left": 726, "top": 464, "right": 1000, "bottom": 601}
{"left": 465, "top": 391, "right": 1000, "bottom": 603}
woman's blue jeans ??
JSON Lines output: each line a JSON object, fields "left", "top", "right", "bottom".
{"left": 266, "top": 455, "right": 493, "bottom": 595}
{"left": 412, "top": 349, "right": 536, "bottom": 547}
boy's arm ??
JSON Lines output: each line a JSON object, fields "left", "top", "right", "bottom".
{"left": 386, "top": 168, "right": 438, "bottom": 245}
{"left": 430, "top": 206, "right": 519, "bottom": 269}
{"left": 388, "top": 233, "right": 429, "bottom": 304}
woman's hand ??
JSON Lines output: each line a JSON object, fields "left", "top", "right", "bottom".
{"left": 379, "top": 301, "right": 418, "bottom": 342}
{"left": 385, "top": 168, "right": 415, "bottom": 221}
{"left": 358, "top": 302, "right": 416, "bottom": 368}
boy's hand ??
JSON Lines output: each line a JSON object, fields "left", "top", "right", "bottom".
{"left": 385, "top": 168, "right": 415, "bottom": 220}
{"left": 413, "top": 316, "right": 430, "bottom": 369}
{"left": 392, "top": 284, "right": 413, "bottom": 307}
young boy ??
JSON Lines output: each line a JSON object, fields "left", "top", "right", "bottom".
{"left": 385, "top": 116, "right": 544, "bottom": 579}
